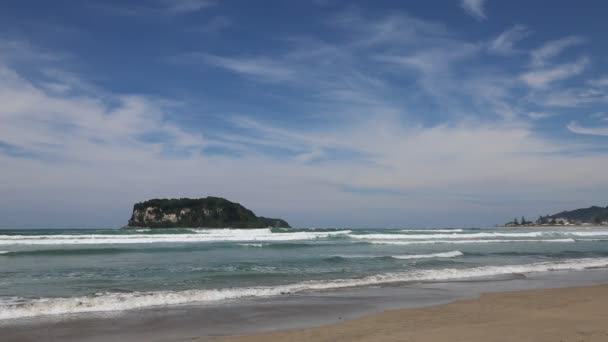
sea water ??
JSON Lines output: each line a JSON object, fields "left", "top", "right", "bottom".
{"left": 1, "top": 227, "right": 608, "bottom": 320}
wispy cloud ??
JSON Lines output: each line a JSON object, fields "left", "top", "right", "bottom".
{"left": 530, "top": 36, "right": 585, "bottom": 67}
{"left": 172, "top": 53, "right": 295, "bottom": 82}
{"left": 94, "top": 0, "right": 216, "bottom": 16}
{"left": 2, "top": 8, "right": 608, "bottom": 227}
{"left": 461, "top": 0, "right": 488, "bottom": 20}
{"left": 0, "top": 37, "right": 69, "bottom": 63}
{"left": 521, "top": 56, "right": 589, "bottom": 88}
{"left": 376, "top": 42, "right": 480, "bottom": 74}
{"left": 189, "top": 16, "right": 232, "bottom": 34}
{"left": 567, "top": 121, "right": 608, "bottom": 136}
{"left": 588, "top": 76, "right": 608, "bottom": 87}
{"left": 527, "top": 111, "right": 554, "bottom": 120}
{"left": 161, "top": 0, "right": 216, "bottom": 14}
{"left": 543, "top": 87, "right": 607, "bottom": 107}
{"left": 488, "top": 25, "right": 530, "bottom": 55}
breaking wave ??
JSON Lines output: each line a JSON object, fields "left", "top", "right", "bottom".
{"left": 368, "top": 238, "right": 577, "bottom": 245}
{"left": 2, "top": 229, "right": 608, "bottom": 246}
{"left": 2, "top": 257, "right": 607, "bottom": 320}
{"left": 0, "top": 229, "right": 352, "bottom": 245}
{"left": 391, "top": 250, "right": 464, "bottom": 259}
{"left": 400, "top": 229, "right": 464, "bottom": 233}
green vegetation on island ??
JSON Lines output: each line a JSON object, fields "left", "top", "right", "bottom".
{"left": 503, "top": 205, "right": 608, "bottom": 227}
{"left": 126, "top": 197, "right": 290, "bottom": 228}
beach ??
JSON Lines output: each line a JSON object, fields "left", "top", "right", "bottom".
{"left": 2, "top": 268, "right": 608, "bottom": 342}
{"left": 2, "top": 227, "right": 608, "bottom": 341}
{"left": 203, "top": 285, "right": 608, "bottom": 342}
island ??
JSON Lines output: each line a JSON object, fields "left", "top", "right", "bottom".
{"left": 502, "top": 205, "right": 608, "bottom": 227}
{"left": 125, "top": 197, "right": 290, "bottom": 229}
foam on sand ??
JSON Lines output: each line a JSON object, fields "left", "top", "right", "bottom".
{"left": 2, "top": 257, "right": 607, "bottom": 320}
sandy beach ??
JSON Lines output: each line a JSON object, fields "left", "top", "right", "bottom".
{"left": 202, "top": 285, "right": 608, "bottom": 342}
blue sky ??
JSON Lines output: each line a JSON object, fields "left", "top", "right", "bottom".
{"left": 1, "top": 0, "right": 608, "bottom": 228}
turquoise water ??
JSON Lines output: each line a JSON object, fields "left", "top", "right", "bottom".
{"left": 1, "top": 227, "right": 608, "bottom": 319}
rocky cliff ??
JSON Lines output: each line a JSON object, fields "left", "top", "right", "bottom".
{"left": 126, "top": 197, "right": 290, "bottom": 228}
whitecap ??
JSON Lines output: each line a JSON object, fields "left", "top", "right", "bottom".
{"left": 391, "top": 251, "right": 463, "bottom": 259}
{"left": 2, "top": 257, "right": 607, "bottom": 320}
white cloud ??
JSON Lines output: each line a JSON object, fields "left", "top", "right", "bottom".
{"left": 191, "top": 16, "right": 232, "bottom": 34}
{"left": 527, "top": 111, "right": 553, "bottom": 120}
{"left": 542, "top": 87, "right": 607, "bottom": 107}
{"left": 1, "top": 12, "right": 608, "bottom": 228}
{"left": 161, "top": 0, "right": 216, "bottom": 14}
{"left": 3, "top": 53, "right": 604, "bottom": 227}
{"left": 173, "top": 53, "right": 295, "bottom": 82}
{"left": 530, "top": 36, "right": 585, "bottom": 67}
{"left": 489, "top": 25, "right": 530, "bottom": 55}
{"left": 521, "top": 56, "right": 589, "bottom": 88}
{"left": 461, "top": 0, "right": 488, "bottom": 20}
{"left": 94, "top": 0, "right": 215, "bottom": 16}
{"left": 588, "top": 76, "right": 608, "bottom": 87}
{"left": 377, "top": 42, "right": 480, "bottom": 74}
{"left": 567, "top": 121, "right": 608, "bottom": 136}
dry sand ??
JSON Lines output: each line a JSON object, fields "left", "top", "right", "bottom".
{"left": 201, "top": 285, "right": 608, "bottom": 342}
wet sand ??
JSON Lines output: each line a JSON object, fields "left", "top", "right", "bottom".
{"left": 3, "top": 270, "right": 608, "bottom": 342}
{"left": 203, "top": 285, "right": 608, "bottom": 342}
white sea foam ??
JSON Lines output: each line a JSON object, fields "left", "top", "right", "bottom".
{"left": 350, "top": 232, "right": 545, "bottom": 240}
{"left": 328, "top": 251, "right": 463, "bottom": 260}
{"left": 0, "top": 251, "right": 8, "bottom": 254}
{"left": 400, "top": 229, "right": 464, "bottom": 233}
{"left": 2, "top": 257, "right": 607, "bottom": 320}
{"left": 369, "top": 238, "right": 577, "bottom": 245}
{"left": 391, "top": 251, "right": 464, "bottom": 259}
{"left": 568, "top": 231, "right": 608, "bottom": 237}
{"left": 0, "top": 229, "right": 351, "bottom": 245}
{"left": 2, "top": 229, "right": 606, "bottom": 246}
{"left": 353, "top": 231, "right": 608, "bottom": 241}
{"left": 237, "top": 243, "right": 265, "bottom": 247}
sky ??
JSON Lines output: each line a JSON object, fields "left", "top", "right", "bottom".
{"left": 1, "top": 0, "right": 608, "bottom": 229}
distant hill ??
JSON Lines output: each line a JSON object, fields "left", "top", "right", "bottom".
{"left": 126, "top": 197, "right": 290, "bottom": 229}
{"left": 544, "top": 206, "right": 608, "bottom": 225}
{"left": 504, "top": 205, "right": 608, "bottom": 226}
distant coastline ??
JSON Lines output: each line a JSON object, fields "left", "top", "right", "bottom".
{"left": 498, "top": 224, "right": 608, "bottom": 229}
{"left": 500, "top": 205, "right": 608, "bottom": 228}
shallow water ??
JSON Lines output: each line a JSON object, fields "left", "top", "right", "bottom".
{"left": 1, "top": 226, "right": 608, "bottom": 320}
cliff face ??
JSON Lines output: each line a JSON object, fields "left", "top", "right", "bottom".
{"left": 127, "top": 197, "right": 290, "bottom": 228}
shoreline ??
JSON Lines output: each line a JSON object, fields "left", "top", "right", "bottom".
{"left": 3, "top": 268, "right": 608, "bottom": 342}
{"left": 498, "top": 224, "right": 608, "bottom": 229}
{"left": 202, "top": 285, "right": 608, "bottom": 342}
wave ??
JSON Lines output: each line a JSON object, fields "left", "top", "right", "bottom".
{"left": 2, "top": 257, "right": 607, "bottom": 320}
{"left": 324, "top": 251, "right": 463, "bottom": 261}
{"left": 368, "top": 238, "right": 577, "bottom": 245}
{"left": 350, "top": 232, "right": 545, "bottom": 240}
{"left": 237, "top": 243, "right": 265, "bottom": 248}
{"left": 350, "top": 231, "right": 608, "bottom": 241}
{"left": 0, "top": 229, "right": 352, "bottom": 245}
{"left": 400, "top": 229, "right": 464, "bottom": 233}
{"left": 391, "top": 251, "right": 463, "bottom": 259}
{"left": 3, "top": 229, "right": 607, "bottom": 246}
{"left": 567, "top": 231, "right": 608, "bottom": 237}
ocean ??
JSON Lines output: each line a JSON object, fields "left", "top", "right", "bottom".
{"left": 1, "top": 226, "right": 608, "bottom": 321}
